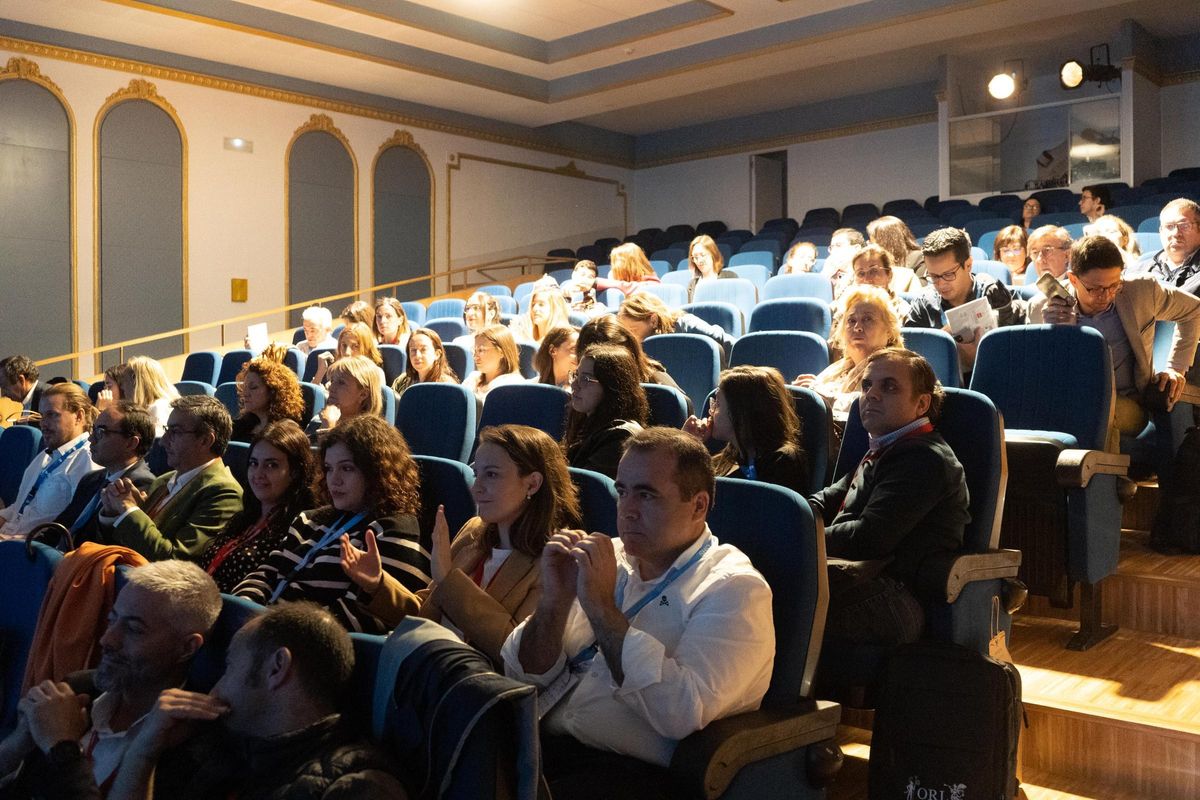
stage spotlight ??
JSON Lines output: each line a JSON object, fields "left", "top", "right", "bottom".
{"left": 1059, "top": 45, "right": 1121, "bottom": 90}
{"left": 988, "top": 72, "right": 1016, "bottom": 100}
{"left": 1060, "top": 60, "right": 1084, "bottom": 89}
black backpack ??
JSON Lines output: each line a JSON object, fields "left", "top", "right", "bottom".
{"left": 869, "top": 641, "right": 1023, "bottom": 800}
{"left": 1150, "top": 426, "right": 1200, "bottom": 553}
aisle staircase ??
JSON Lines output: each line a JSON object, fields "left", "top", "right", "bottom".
{"left": 830, "top": 483, "right": 1200, "bottom": 799}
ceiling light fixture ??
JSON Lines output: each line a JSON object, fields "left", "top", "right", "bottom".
{"left": 1060, "top": 44, "right": 1120, "bottom": 90}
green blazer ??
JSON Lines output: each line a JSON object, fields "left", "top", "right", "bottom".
{"left": 110, "top": 460, "right": 243, "bottom": 561}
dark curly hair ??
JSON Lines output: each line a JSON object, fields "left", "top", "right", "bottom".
{"left": 477, "top": 424, "right": 581, "bottom": 557}
{"left": 220, "top": 419, "right": 316, "bottom": 533}
{"left": 315, "top": 415, "right": 421, "bottom": 517}
{"left": 237, "top": 357, "right": 305, "bottom": 425}
{"left": 561, "top": 344, "right": 649, "bottom": 453}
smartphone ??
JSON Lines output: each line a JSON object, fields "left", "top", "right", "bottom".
{"left": 1036, "top": 271, "right": 1071, "bottom": 301}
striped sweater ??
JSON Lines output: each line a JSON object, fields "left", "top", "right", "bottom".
{"left": 234, "top": 506, "right": 431, "bottom": 633}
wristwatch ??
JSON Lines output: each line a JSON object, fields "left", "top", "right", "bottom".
{"left": 46, "top": 739, "right": 83, "bottom": 765}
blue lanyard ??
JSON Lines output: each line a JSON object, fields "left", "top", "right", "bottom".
{"left": 268, "top": 511, "right": 368, "bottom": 603}
{"left": 568, "top": 537, "right": 712, "bottom": 670}
{"left": 17, "top": 439, "right": 87, "bottom": 515}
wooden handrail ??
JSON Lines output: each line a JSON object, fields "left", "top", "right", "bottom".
{"left": 37, "top": 255, "right": 576, "bottom": 368}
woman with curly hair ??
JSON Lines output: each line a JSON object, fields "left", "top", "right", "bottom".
{"left": 684, "top": 366, "right": 809, "bottom": 494}
{"left": 341, "top": 424, "right": 580, "bottom": 665}
{"left": 560, "top": 344, "right": 649, "bottom": 478}
{"left": 373, "top": 297, "right": 411, "bottom": 348}
{"left": 198, "top": 420, "right": 316, "bottom": 592}
{"left": 230, "top": 357, "right": 305, "bottom": 442}
{"left": 533, "top": 326, "right": 578, "bottom": 388}
{"left": 234, "top": 414, "right": 429, "bottom": 633}
{"left": 391, "top": 327, "right": 459, "bottom": 397}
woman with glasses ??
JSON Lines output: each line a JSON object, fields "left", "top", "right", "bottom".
{"left": 198, "top": 420, "right": 315, "bottom": 592}
{"left": 560, "top": 344, "right": 648, "bottom": 478}
{"left": 391, "top": 327, "right": 459, "bottom": 398}
{"left": 235, "top": 415, "right": 429, "bottom": 633}
{"left": 684, "top": 366, "right": 809, "bottom": 494}
{"left": 462, "top": 324, "right": 524, "bottom": 402}
{"left": 576, "top": 314, "right": 687, "bottom": 397}
{"left": 230, "top": 356, "right": 305, "bottom": 443}
{"left": 845, "top": 244, "right": 914, "bottom": 317}
{"left": 533, "top": 326, "right": 579, "bottom": 388}
{"left": 795, "top": 285, "right": 904, "bottom": 428}
{"left": 1021, "top": 197, "right": 1042, "bottom": 232}
{"left": 992, "top": 225, "right": 1030, "bottom": 283}
{"left": 453, "top": 291, "right": 502, "bottom": 351}
{"left": 341, "top": 424, "right": 581, "bottom": 666}
{"left": 683, "top": 234, "right": 735, "bottom": 302}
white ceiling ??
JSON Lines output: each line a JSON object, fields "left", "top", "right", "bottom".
{"left": 3, "top": 0, "right": 1195, "bottom": 136}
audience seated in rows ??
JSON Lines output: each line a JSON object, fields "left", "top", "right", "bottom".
{"left": 502, "top": 427, "right": 775, "bottom": 800}
{"left": 197, "top": 419, "right": 317, "bottom": 592}
{"left": 310, "top": 354, "right": 384, "bottom": 437}
{"left": 99, "top": 395, "right": 242, "bottom": 561}
{"left": 595, "top": 242, "right": 661, "bottom": 298}
{"left": 235, "top": 415, "right": 430, "bottom": 633}
{"left": 230, "top": 356, "right": 305, "bottom": 443}
{"left": 343, "top": 424, "right": 581, "bottom": 667}
{"left": 1131, "top": 198, "right": 1200, "bottom": 295}
{"left": 797, "top": 284, "right": 904, "bottom": 427}
{"left": 511, "top": 285, "right": 571, "bottom": 345}
{"left": 390, "top": 327, "right": 459, "bottom": 398}
{"left": 684, "top": 365, "right": 809, "bottom": 494}
{"left": 562, "top": 344, "right": 648, "bottom": 478}
{"left": 534, "top": 326, "right": 578, "bottom": 388}
{"left": 684, "top": 234, "right": 736, "bottom": 303}
{"left": 373, "top": 297, "right": 411, "bottom": 349}
{"left": 810, "top": 347, "right": 968, "bottom": 646}
{"left": 0, "top": 355, "right": 42, "bottom": 418}
{"left": 50, "top": 401, "right": 157, "bottom": 549}
{"left": 993, "top": 225, "right": 1030, "bottom": 283}
{"left": 1030, "top": 235, "right": 1200, "bottom": 452}
{"left": 462, "top": 324, "right": 524, "bottom": 402}
{"left": 298, "top": 304, "right": 338, "bottom": 355}
{"left": 779, "top": 241, "right": 818, "bottom": 274}
{"left": 617, "top": 292, "right": 736, "bottom": 364}
{"left": 0, "top": 382, "right": 97, "bottom": 538}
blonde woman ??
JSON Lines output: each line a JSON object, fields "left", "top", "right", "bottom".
{"left": 118, "top": 356, "right": 180, "bottom": 434}
{"left": 1085, "top": 214, "right": 1141, "bottom": 268}
{"left": 308, "top": 354, "right": 383, "bottom": 438}
{"left": 462, "top": 324, "right": 524, "bottom": 402}
{"left": 594, "top": 242, "right": 660, "bottom": 297}
{"left": 794, "top": 284, "right": 904, "bottom": 426}
{"left": 509, "top": 286, "right": 571, "bottom": 345}
{"left": 454, "top": 291, "right": 502, "bottom": 351}
{"left": 616, "top": 292, "right": 735, "bottom": 364}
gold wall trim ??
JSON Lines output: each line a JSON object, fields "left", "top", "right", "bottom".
{"left": 0, "top": 57, "right": 78, "bottom": 373}
{"left": 1161, "top": 68, "right": 1200, "bottom": 88}
{"left": 0, "top": 35, "right": 633, "bottom": 168}
{"left": 370, "top": 129, "right": 436, "bottom": 295}
{"left": 92, "top": 77, "right": 189, "bottom": 374}
{"left": 284, "top": 113, "right": 360, "bottom": 326}
{"left": 445, "top": 153, "right": 627, "bottom": 278}
{"left": 637, "top": 111, "right": 939, "bottom": 169}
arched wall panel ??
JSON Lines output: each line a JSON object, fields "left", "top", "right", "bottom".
{"left": 373, "top": 135, "right": 432, "bottom": 303}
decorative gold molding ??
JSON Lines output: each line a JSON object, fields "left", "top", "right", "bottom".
{"left": 1162, "top": 69, "right": 1200, "bottom": 87}
{"left": 0, "top": 57, "right": 78, "bottom": 373}
{"left": 92, "top": 78, "right": 190, "bottom": 372}
{"left": 0, "top": 35, "right": 633, "bottom": 168}
{"left": 283, "top": 114, "right": 360, "bottom": 325}
{"left": 371, "top": 129, "right": 435, "bottom": 297}
{"left": 445, "top": 153, "right": 627, "bottom": 280}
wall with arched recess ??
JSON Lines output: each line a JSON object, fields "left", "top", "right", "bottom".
{"left": 373, "top": 133, "right": 433, "bottom": 303}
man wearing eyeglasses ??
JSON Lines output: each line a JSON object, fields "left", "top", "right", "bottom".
{"left": 99, "top": 395, "right": 242, "bottom": 561}
{"left": 905, "top": 228, "right": 1025, "bottom": 373}
{"left": 51, "top": 402, "right": 157, "bottom": 547}
{"left": 1027, "top": 226, "right": 1073, "bottom": 285}
{"left": 1079, "top": 185, "right": 1111, "bottom": 224}
{"left": 1132, "top": 198, "right": 1200, "bottom": 297}
{"left": 1030, "top": 236, "right": 1200, "bottom": 449}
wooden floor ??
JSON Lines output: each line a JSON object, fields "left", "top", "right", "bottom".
{"left": 826, "top": 489, "right": 1200, "bottom": 799}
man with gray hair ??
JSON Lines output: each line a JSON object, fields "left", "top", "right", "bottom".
{"left": 299, "top": 305, "right": 338, "bottom": 355}
{"left": 0, "top": 560, "right": 221, "bottom": 795}
{"left": 1132, "top": 198, "right": 1200, "bottom": 296}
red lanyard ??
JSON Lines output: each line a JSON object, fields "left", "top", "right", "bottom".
{"left": 206, "top": 516, "right": 271, "bottom": 575}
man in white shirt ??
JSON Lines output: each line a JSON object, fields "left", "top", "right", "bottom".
{"left": 298, "top": 305, "right": 338, "bottom": 355}
{"left": 502, "top": 427, "right": 774, "bottom": 799}
{"left": 0, "top": 382, "right": 97, "bottom": 538}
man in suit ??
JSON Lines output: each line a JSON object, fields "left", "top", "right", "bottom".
{"left": 99, "top": 395, "right": 242, "bottom": 561}
{"left": 1030, "top": 235, "right": 1200, "bottom": 447}
{"left": 0, "top": 355, "right": 42, "bottom": 418}
{"left": 53, "top": 401, "right": 157, "bottom": 548}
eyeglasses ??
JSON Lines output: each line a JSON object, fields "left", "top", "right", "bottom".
{"left": 567, "top": 370, "right": 599, "bottom": 387}
{"left": 1030, "top": 246, "right": 1068, "bottom": 259}
{"left": 1000, "top": 247, "right": 1025, "bottom": 257}
{"left": 926, "top": 264, "right": 965, "bottom": 283}
{"left": 163, "top": 425, "right": 202, "bottom": 438}
{"left": 91, "top": 425, "right": 132, "bottom": 439}
{"left": 1075, "top": 279, "right": 1123, "bottom": 298}
{"left": 464, "top": 304, "right": 482, "bottom": 313}
{"left": 1161, "top": 221, "right": 1194, "bottom": 234}
{"left": 854, "top": 267, "right": 889, "bottom": 281}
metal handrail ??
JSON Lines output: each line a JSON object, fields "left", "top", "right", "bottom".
{"left": 37, "top": 255, "right": 576, "bottom": 370}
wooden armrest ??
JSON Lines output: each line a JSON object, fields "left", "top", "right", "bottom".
{"left": 1181, "top": 383, "right": 1200, "bottom": 406}
{"left": 669, "top": 701, "right": 841, "bottom": 799}
{"left": 914, "top": 549, "right": 1022, "bottom": 602}
{"left": 1055, "top": 449, "right": 1129, "bottom": 488}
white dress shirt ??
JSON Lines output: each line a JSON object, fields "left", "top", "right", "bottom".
{"left": 502, "top": 528, "right": 775, "bottom": 767}
{"left": 0, "top": 432, "right": 96, "bottom": 537}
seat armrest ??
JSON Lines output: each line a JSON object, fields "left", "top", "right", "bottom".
{"left": 669, "top": 700, "right": 841, "bottom": 799}
{"left": 1181, "top": 383, "right": 1200, "bottom": 406}
{"left": 915, "top": 549, "right": 1022, "bottom": 603}
{"left": 1055, "top": 449, "right": 1129, "bottom": 488}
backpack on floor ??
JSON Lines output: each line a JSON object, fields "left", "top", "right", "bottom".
{"left": 1149, "top": 426, "right": 1200, "bottom": 553}
{"left": 869, "top": 641, "right": 1023, "bottom": 800}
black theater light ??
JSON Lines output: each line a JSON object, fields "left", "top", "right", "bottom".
{"left": 1060, "top": 44, "right": 1121, "bottom": 90}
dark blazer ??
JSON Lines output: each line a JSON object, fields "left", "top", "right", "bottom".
{"left": 53, "top": 460, "right": 156, "bottom": 546}
{"left": 809, "top": 430, "right": 969, "bottom": 586}
{"left": 726, "top": 445, "right": 810, "bottom": 496}
{"left": 567, "top": 419, "right": 643, "bottom": 478}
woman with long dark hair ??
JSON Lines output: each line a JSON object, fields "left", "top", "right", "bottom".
{"left": 560, "top": 344, "right": 648, "bottom": 478}
{"left": 391, "top": 327, "right": 459, "bottom": 397}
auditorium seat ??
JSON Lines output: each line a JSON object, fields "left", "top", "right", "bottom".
{"left": 477, "top": 384, "right": 570, "bottom": 450}
{"left": 696, "top": 220, "right": 728, "bottom": 238}
{"left": 0, "top": 425, "right": 42, "bottom": 506}
{"left": 494, "top": 295, "right": 517, "bottom": 315}
{"left": 181, "top": 351, "right": 220, "bottom": 386}
{"left": 477, "top": 284, "right": 512, "bottom": 297}
{"left": 598, "top": 288, "right": 625, "bottom": 311}
{"left": 971, "top": 325, "right": 1125, "bottom": 650}
{"left": 749, "top": 298, "right": 832, "bottom": 339}
{"left": 300, "top": 381, "right": 325, "bottom": 421}
{"left": 1134, "top": 231, "right": 1160, "bottom": 252}
{"left": 222, "top": 440, "right": 250, "bottom": 487}
{"left": 648, "top": 259, "right": 673, "bottom": 278}
{"left": 731, "top": 331, "right": 829, "bottom": 378}
{"left": 0, "top": 541, "right": 63, "bottom": 730}
{"left": 426, "top": 318, "right": 469, "bottom": 343}
{"left": 682, "top": 301, "right": 743, "bottom": 338}
{"left": 693, "top": 278, "right": 757, "bottom": 329}
{"left": 651, "top": 247, "right": 687, "bottom": 266}
{"left": 517, "top": 342, "right": 538, "bottom": 379}
{"left": 725, "top": 260, "right": 771, "bottom": 291}
{"left": 570, "top": 466, "right": 618, "bottom": 536}
{"left": 661, "top": 269, "right": 692, "bottom": 289}
{"left": 174, "top": 380, "right": 215, "bottom": 397}
{"left": 642, "top": 383, "right": 690, "bottom": 428}
{"left": 413, "top": 455, "right": 476, "bottom": 536}
{"left": 964, "top": 217, "right": 1017, "bottom": 244}
{"left": 639, "top": 283, "right": 687, "bottom": 308}
{"left": 427, "top": 298, "right": 466, "bottom": 320}
{"left": 789, "top": 385, "right": 833, "bottom": 494}
{"left": 972, "top": 259, "right": 1013, "bottom": 284}
{"left": 397, "top": 383, "right": 475, "bottom": 463}
{"left": 443, "top": 343, "right": 473, "bottom": 379}
{"left": 901, "top": 328, "right": 962, "bottom": 389}
{"left": 739, "top": 238, "right": 781, "bottom": 268}
{"left": 217, "top": 349, "right": 253, "bottom": 386}
{"left": 402, "top": 302, "right": 426, "bottom": 327}
{"left": 763, "top": 273, "right": 834, "bottom": 304}
{"left": 214, "top": 382, "right": 241, "bottom": 418}
{"left": 301, "top": 348, "right": 334, "bottom": 383}
{"left": 282, "top": 347, "right": 305, "bottom": 378}
{"left": 643, "top": 333, "right": 721, "bottom": 411}
{"left": 379, "top": 345, "right": 407, "bottom": 386}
